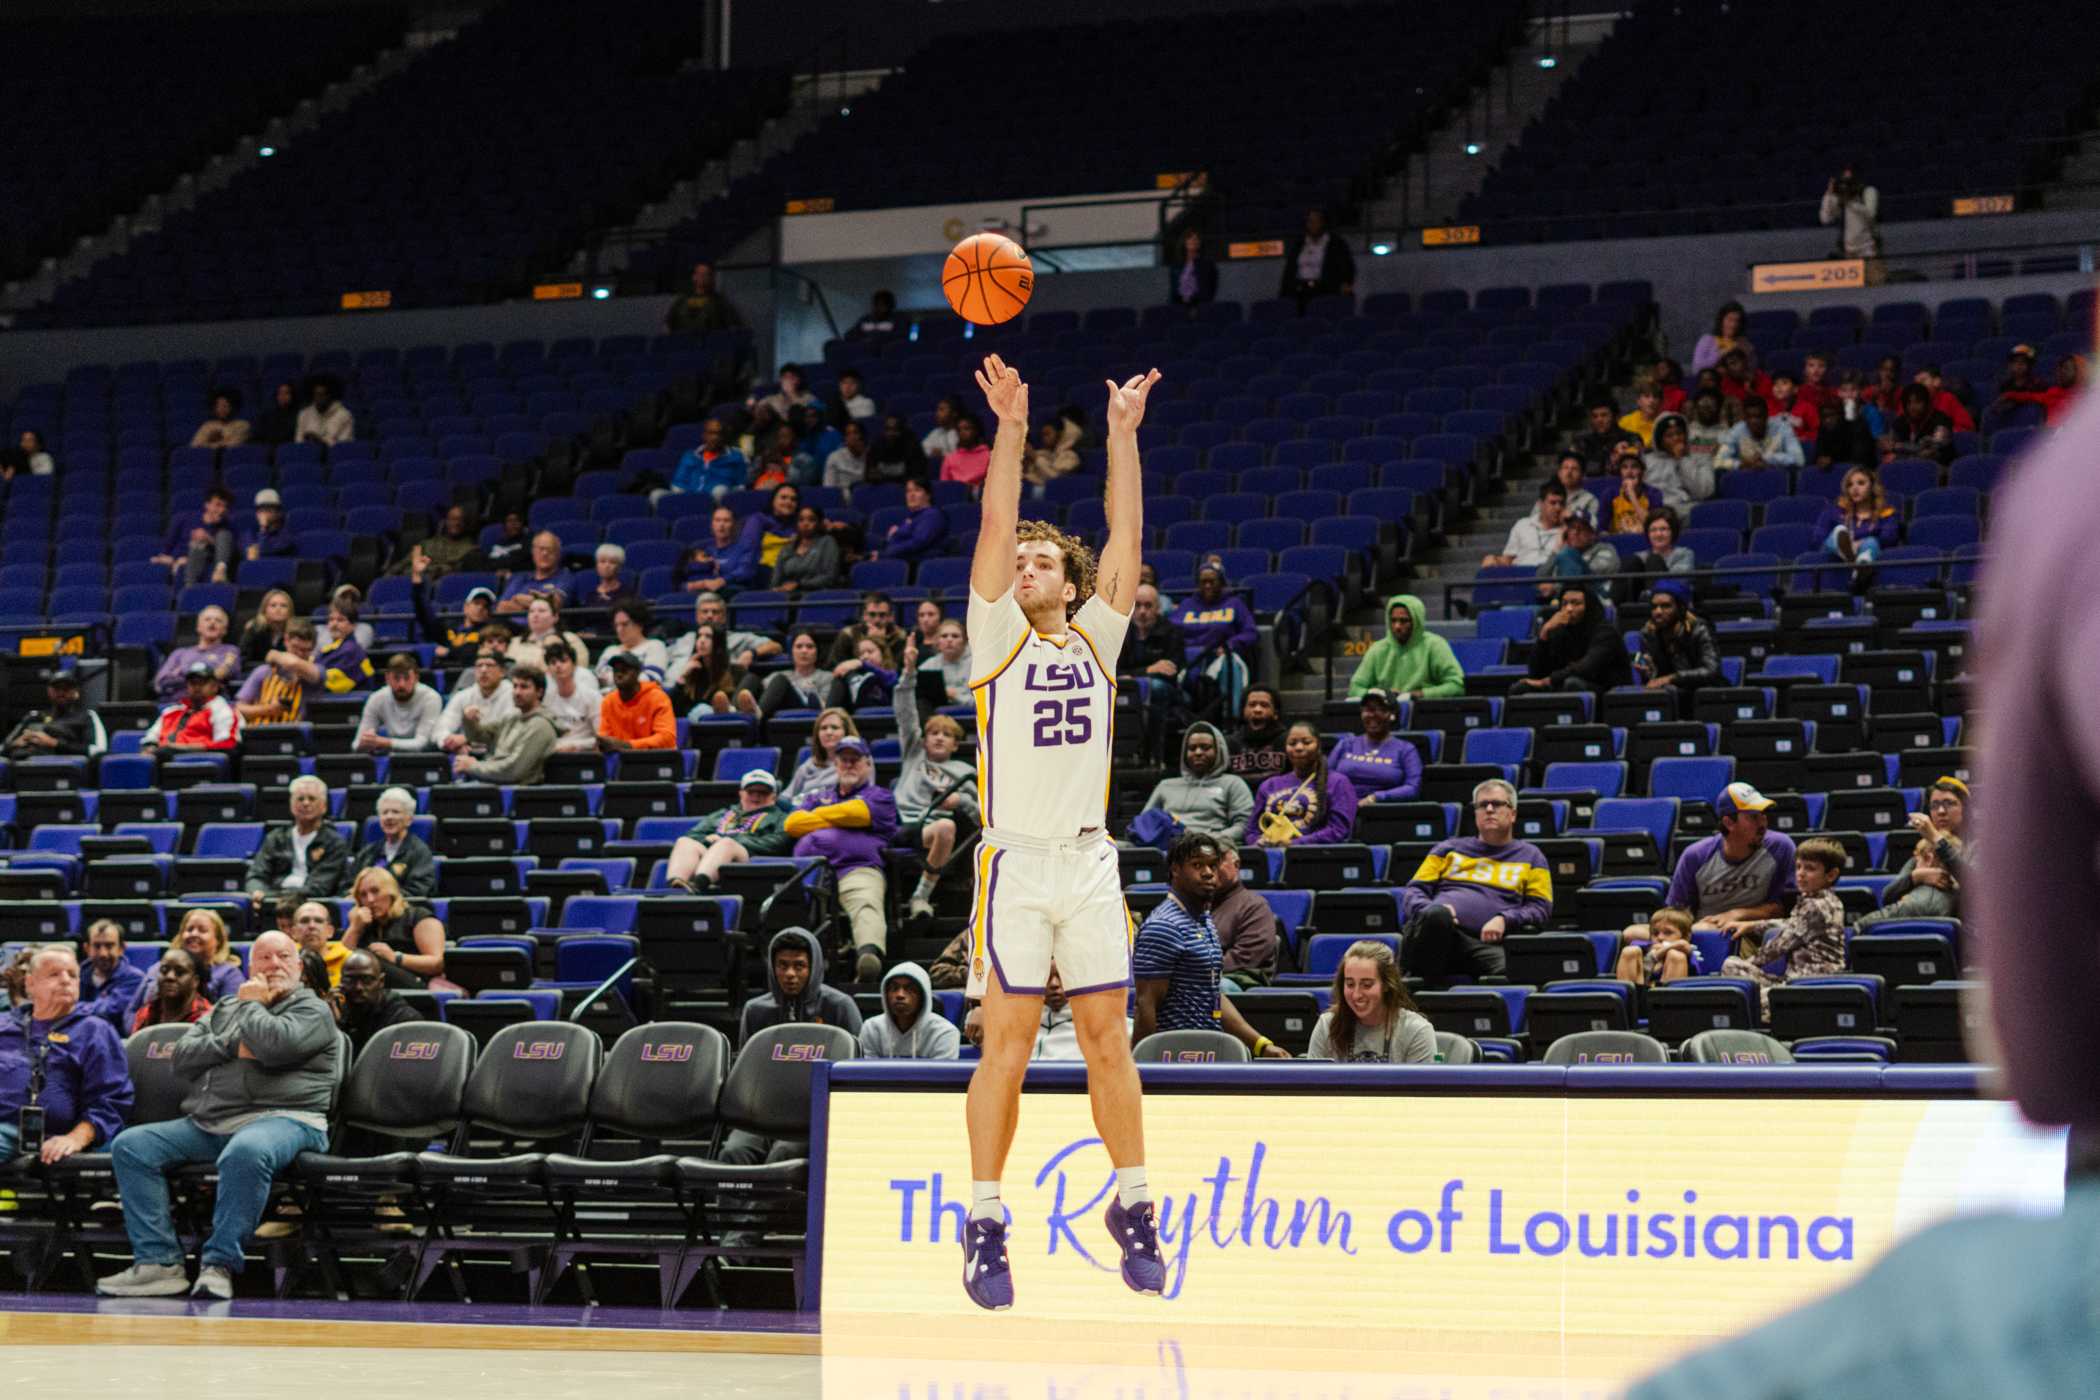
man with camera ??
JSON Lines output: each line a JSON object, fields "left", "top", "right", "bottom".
{"left": 0, "top": 945, "right": 134, "bottom": 1163}
{"left": 1819, "top": 165, "right": 1881, "bottom": 259}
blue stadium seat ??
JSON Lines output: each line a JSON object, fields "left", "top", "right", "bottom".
{"left": 1647, "top": 756, "right": 1734, "bottom": 805}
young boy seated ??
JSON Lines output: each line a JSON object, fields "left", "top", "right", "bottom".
{"left": 1614, "top": 906, "right": 1697, "bottom": 986}
{"left": 1857, "top": 834, "right": 1961, "bottom": 928}
{"left": 1720, "top": 837, "right": 1848, "bottom": 1015}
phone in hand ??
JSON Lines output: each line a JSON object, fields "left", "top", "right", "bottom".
{"left": 17, "top": 1105, "right": 46, "bottom": 1157}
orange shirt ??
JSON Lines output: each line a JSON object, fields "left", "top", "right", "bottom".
{"left": 597, "top": 681, "right": 677, "bottom": 749}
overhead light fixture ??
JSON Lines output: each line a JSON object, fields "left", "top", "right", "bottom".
{"left": 1370, "top": 242, "right": 1394, "bottom": 256}
{"left": 1464, "top": 143, "right": 1482, "bottom": 156}
{"left": 591, "top": 286, "right": 612, "bottom": 300}
{"left": 1538, "top": 55, "right": 1558, "bottom": 68}
{"left": 258, "top": 145, "right": 276, "bottom": 157}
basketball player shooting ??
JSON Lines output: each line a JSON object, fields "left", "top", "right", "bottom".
{"left": 957, "top": 353, "right": 1162, "bottom": 1311}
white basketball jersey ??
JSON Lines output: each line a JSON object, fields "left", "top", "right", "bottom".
{"left": 966, "top": 586, "right": 1131, "bottom": 841}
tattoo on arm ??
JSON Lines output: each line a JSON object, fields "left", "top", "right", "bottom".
{"left": 1105, "top": 572, "right": 1119, "bottom": 604}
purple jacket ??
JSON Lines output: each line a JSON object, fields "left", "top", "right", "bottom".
{"left": 80, "top": 960, "right": 148, "bottom": 1034}
{"left": 1329, "top": 733, "right": 1422, "bottom": 801}
{"left": 0, "top": 1005, "right": 134, "bottom": 1148}
{"left": 1399, "top": 835, "right": 1554, "bottom": 934}
{"left": 791, "top": 779, "right": 899, "bottom": 876}
{"left": 1173, "top": 595, "right": 1258, "bottom": 660}
{"left": 153, "top": 642, "right": 243, "bottom": 702}
{"left": 1247, "top": 768, "right": 1358, "bottom": 845}
{"left": 1811, "top": 505, "right": 1901, "bottom": 553}
{"left": 883, "top": 505, "right": 949, "bottom": 562}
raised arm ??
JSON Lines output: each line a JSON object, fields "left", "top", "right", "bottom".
{"left": 970, "top": 354, "right": 1030, "bottom": 600}
{"left": 1096, "top": 368, "right": 1162, "bottom": 616}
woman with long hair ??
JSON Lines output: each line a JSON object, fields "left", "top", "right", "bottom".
{"left": 749, "top": 630, "right": 829, "bottom": 719}
{"left": 1246, "top": 721, "right": 1358, "bottom": 846}
{"left": 781, "top": 706, "right": 862, "bottom": 804}
{"left": 133, "top": 947, "right": 215, "bottom": 1031}
{"left": 1307, "top": 940, "right": 1436, "bottom": 1063}
{"left": 1815, "top": 465, "right": 1900, "bottom": 565}
{"left": 1691, "top": 301, "right": 1756, "bottom": 375}
{"left": 238, "top": 588, "right": 295, "bottom": 670}
{"left": 673, "top": 622, "right": 738, "bottom": 716}
{"left": 177, "top": 908, "right": 245, "bottom": 1002}
{"left": 342, "top": 865, "right": 447, "bottom": 987}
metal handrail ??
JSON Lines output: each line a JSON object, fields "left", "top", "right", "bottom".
{"left": 568, "top": 955, "right": 642, "bottom": 1025}
{"left": 1437, "top": 548, "right": 1984, "bottom": 618}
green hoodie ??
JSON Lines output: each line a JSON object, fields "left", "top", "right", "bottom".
{"left": 1347, "top": 594, "right": 1466, "bottom": 700}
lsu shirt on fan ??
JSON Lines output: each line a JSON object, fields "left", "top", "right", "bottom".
{"left": 966, "top": 584, "right": 1130, "bottom": 841}
{"left": 1398, "top": 836, "right": 1555, "bottom": 931}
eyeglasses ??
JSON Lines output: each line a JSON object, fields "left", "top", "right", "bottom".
{"left": 1473, "top": 799, "right": 1513, "bottom": 811}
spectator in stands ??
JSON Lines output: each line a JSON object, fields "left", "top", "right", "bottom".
{"left": 0, "top": 945, "right": 131, "bottom": 1165}
{"left": 1132, "top": 833, "right": 1291, "bottom": 1054}
{"left": 190, "top": 389, "right": 250, "bottom": 448}
{"left": 1574, "top": 395, "right": 1642, "bottom": 470}
{"left": 77, "top": 919, "right": 144, "bottom": 1031}
{"left": 595, "top": 651, "right": 677, "bottom": 752}
{"left": 1715, "top": 348, "right": 1772, "bottom": 408}
{"left": 827, "top": 591, "right": 904, "bottom": 668}
{"left": 1118, "top": 583, "right": 1186, "bottom": 756}
{"left": 133, "top": 947, "right": 215, "bottom": 1031}
{"left": 1550, "top": 451, "right": 1600, "bottom": 524}
{"left": 873, "top": 476, "right": 949, "bottom": 563}
{"left": 1631, "top": 581, "right": 1718, "bottom": 699}
{"left": 235, "top": 617, "right": 319, "bottom": 725}
{"left": 889, "top": 640, "right": 978, "bottom": 920}
{"left": 154, "top": 486, "right": 239, "bottom": 585}
{"left": 248, "top": 379, "right": 297, "bottom": 446}
{"left": 1203, "top": 848, "right": 1273, "bottom": 986}
{"left": 571, "top": 543, "right": 628, "bottom": 610}
{"left": 1227, "top": 685, "right": 1289, "bottom": 784}
{"left": 1714, "top": 395, "right": 1804, "bottom": 472}
{"left": 824, "top": 420, "right": 871, "bottom": 491}
{"left": 757, "top": 363, "right": 819, "bottom": 421}
{"left": 316, "top": 601, "right": 373, "bottom": 693}
{"left": 937, "top": 412, "right": 991, "bottom": 490}
{"left": 437, "top": 647, "right": 514, "bottom": 749}
{"left": 1137, "top": 721, "right": 1255, "bottom": 844}
{"left": 1816, "top": 370, "right": 1885, "bottom": 468}
{"left": 731, "top": 483, "right": 801, "bottom": 579}
{"left": 1890, "top": 776, "right": 1970, "bottom": 907}
{"left": 1348, "top": 594, "right": 1464, "bottom": 701}
{"left": 669, "top": 417, "right": 749, "bottom": 500}
{"left": 1816, "top": 466, "right": 1901, "bottom": 567}
{"left": 1795, "top": 351, "right": 1834, "bottom": 415}
{"left": 1399, "top": 778, "right": 1553, "bottom": 983}
{"left": 1025, "top": 413, "right": 1084, "bottom": 488}
{"left": 826, "top": 367, "right": 876, "bottom": 427}
{"left": 411, "top": 572, "right": 493, "bottom": 663}
{"left": 669, "top": 624, "right": 740, "bottom": 717}
{"left": 1614, "top": 905, "right": 1696, "bottom": 988}
{"left": 1859, "top": 354, "right": 1902, "bottom": 415}
{"left": 848, "top": 290, "right": 899, "bottom": 340}
{"left": 1652, "top": 357, "right": 1688, "bottom": 414}
{"left": 1625, "top": 508, "right": 1694, "bottom": 581}
{"left": 727, "top": 933, "right": 860, "bottom": 1155}
{"left": 133, "top": 910, "right": 245, "bottom": 1017}
{"left": 1993, "top": 352, "right": 2085, "bottom": 427}
{"left": 1173, "top": 557, "right": 1257, "bottom": 668}
{"left": 786, "top": 736, "right": 897, "bottom": 981}
{"left": 1538, "top": 509, "right": 1619, "bottom": 591}
{"left": 1248, "top": 722, "right": 1357, "bottom": 847}
{"left": 676, "top": 510, "right": 748, "bottom": 597}
{"left": 1818, "top": 164, "right": 1881, "bottom": 259}
{"left": 921, "top": 396, "right": 962, "bottom": 467}
{"left": 3, "top": 667, "right": 97, "bottom": 760}
{"left": 503, "top": 595, "right": 585, "bottom": 673}
{"left": 296, "top": 374, "right": 353, "bottom": 446}
{"left": 354, "top": 659, "right": 440, "bottom": 755}
{"left": 1643, "top": 414, "right": 1710, "bottom": 508}
{"left": 797, "top": 401, "right": 842, "bottom": 465}
{"left": 912, "top": 599, "right": 946, "bottom": 651}
{"left": 335, "top": 951, "right": 417, "bottom": 1058}
{"left": 667, "top": 769, "right": 790, "bottom": 894}
{"left": 350, "top": 786, "right": 436, "bottom": 902}
{"left": 859, "top": 962, "right": 959, "bottom": 1060}
{"left": 591, "top": 597, "right": 667, "bottom": 684}
{"left": 869, "top": 413, "right": 930, "bottom": 484}
{"left": 1682, "top": 390, "right": 1730, "bottom": 474}
{"left": 342, "top": 866, "right": 445, "bottom": 988}
{"left": 771, "top": 504, "right": 844, "bottom": 593}
{"left": 1168, "top": 228, "right": 1219, "bottom": 307}
{"left": 243, "top": 489, "right": 295, "bottom": 565}
{"left": 1691, "top": 302, "right": 1756, "bottom": 374}
{"left": 1721, "top": 837, "right": 1847, "bottom": 1013}
{"left": 1280, "top": 206, "right": 1355, "bottom": 305}
{"left": 153, "top": 605, "right": 241, "bottom": 702}
{"left": 682, "top": 589, "right": 779, "bottom": 669}
{"left": 16, "top": 430, "right": 54, "bottom": 475}
{"left": 748, "top": 631, "right": 831, "bottom": 719}
{"left": 1765, "top": 371, "right": 1819, "bottom": 448}
{"left": 289, "top": 900, "right": 347, "bottom": 989}
{"left": 142, "top": 662, "right": 242, "bottom": 754}
{"left": 1306, "top": 940, "right": 1436, "bottom": 1063}
{"left": 749, "top": 420, "right": 814, "bottom": 490}
{"left": 1880, "top": 383, "right": 1956, "bottom": 465}
{"left": 484, "top": 511, "right": 531, "bottom": 572}
{"left": 497, "top": 531, "right": 570, "bottom": 612}
{"left": 913, "top": 617, "right": 971, "bottom": 702}
{"left": 666, "top": 261, "right": 742, "bottom": 333}
{"left": 97, "top": 930, "right": 334, "bottom": 1300}
{"left": 538, "top": 640, "right": 603, "bottom": 750}
{"left": 1481, "top": 479, "right": 1566, "bottom": 568}
{"left": 1618, "top": 386, "right": 1663, "bottom": 446}
{"left": 244, "top": 776, "right": 348, "bottom": 911}
{"left": 826, "top": 635, "right": 897, "bottom": 710}
{"left": 1513, "top": 582, "right": 1625, "bottom": 693}
{"left": 454, "top": 662, "right": 562, "bottom": 784}
{"left": 390, "top": 504, "right": 482, "bottom": 581}
{"left": 1330, "top": 689, "right": 1422, "bottom": 804}
{"left": 2, "top": 948, "right": 31, "bottom": 1008}
{"left": 1860, "top": 833, "right": 1963, "bottom": 928}
{"left": 1647, "top": 782, "right": 1800, "bottom": 946}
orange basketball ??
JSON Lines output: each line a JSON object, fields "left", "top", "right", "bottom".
{"left": 942, "top": 232, "right": 1033, "bottom": 325}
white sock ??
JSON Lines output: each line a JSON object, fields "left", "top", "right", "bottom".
{"left": 970, "top": 1180, "right": 1002, "bottom": 1223}
{"left": 912, "top": 871, "right": 940, "bottom": 902}
{"left": 1116, "top": 1166, "right": 1150, "bottom": 1210}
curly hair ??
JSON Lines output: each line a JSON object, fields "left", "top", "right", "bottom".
{"left": 1015, "top": 518, "right": 1097, "bottom": 619}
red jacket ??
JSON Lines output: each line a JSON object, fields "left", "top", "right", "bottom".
{"left": 2000, "top": 384, "right": 2080, "bottom": 426}
{"left": 1796, "top": 380, "right": 1836, "bottom": 417}
{"left": 1765, "top": 393, "right": 1821, "bottom": 444}
{"left": 151, "top": 696, "right": 241, "bottom": 750}
{"left": 1718, "top": 369, "right": 1773, "bottom": 404}
{"left": 1931, "top": 389, "right": 1976, "bottom": 433}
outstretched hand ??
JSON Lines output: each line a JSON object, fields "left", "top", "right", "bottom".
{"left": 1104, "top": 369, "right": 1162, "bottom": 434}
{"left": 974, "top": 354, "right": 1030, "bottom": 429}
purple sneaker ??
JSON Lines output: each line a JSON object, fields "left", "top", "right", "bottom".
{"left": 1104, "top": 1198, "right": 1165, "bottom": 1295}
{"left": 961, "top": 1217, "right": 1013, "bottom": 1310}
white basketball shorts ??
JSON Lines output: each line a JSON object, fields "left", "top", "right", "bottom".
{"left": 963, "top": 828, "right": 1133, "bottom": 999}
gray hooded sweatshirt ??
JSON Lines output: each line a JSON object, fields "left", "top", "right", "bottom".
{"left": 893, "top": 679, "right": 979, "bottom": 826}
{"left": 171, "top": 986, "right": 341, "bottom": 1133}
{"left": 857, "top": 962, "right": 960, "bottom": 1059}
{"left": 738, "top": 927, "right": 864, "bottom": 1044}
{"left": 1142, "top": 721, "right": 1254, "bottom": 839}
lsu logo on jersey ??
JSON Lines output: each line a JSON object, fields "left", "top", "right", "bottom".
{"left": 1022, "top": 660, "right": 1096, "bottom": 692}
{"left": 1443, "top": 855, "right": 1536, "bottom": 892}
